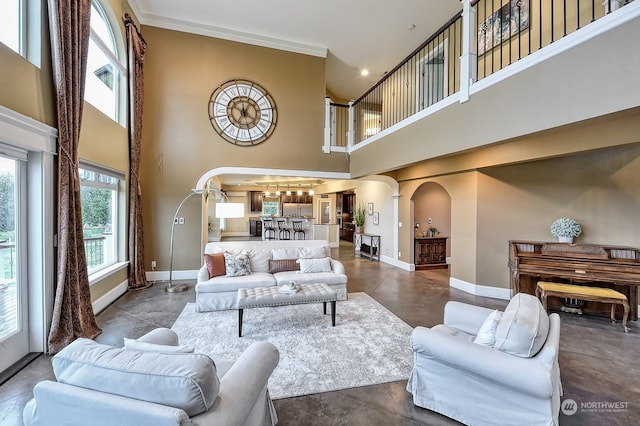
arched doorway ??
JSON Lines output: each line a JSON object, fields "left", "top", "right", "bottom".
{"left": 411, "top": 182, "right": 451, "bottom": 269}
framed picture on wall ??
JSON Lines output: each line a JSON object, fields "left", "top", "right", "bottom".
{"left": 368, "top": 202, "right": 374, "bottom": 215}
{"left": 373, "top": 211, "right": 379, "bottom": 225}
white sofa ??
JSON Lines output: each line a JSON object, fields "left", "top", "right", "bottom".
{"left": 407, "top": 294, "right": 562, "bottom": 426}
{"left": 23, "top": 328, "right": 279, "bottom": 426}
{"left": 196, "top": 240, "right": 348, "bottom": 312}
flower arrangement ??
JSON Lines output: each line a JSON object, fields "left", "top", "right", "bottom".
{"left": 550, "top": 217, "right": 582, "bottom": 238}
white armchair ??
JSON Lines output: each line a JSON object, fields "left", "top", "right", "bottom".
{"left": 407, "top": 294, "right": 562, "bottom": 426}
{"left": 24, "top": 328, "right": 279, "bottom": 426}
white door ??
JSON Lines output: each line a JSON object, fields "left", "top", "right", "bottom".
{"left": 0, "top": 156, "right": 28, "bottom": 373}
{"left": 417, "top": 40, "right": 448, "bottom": 111}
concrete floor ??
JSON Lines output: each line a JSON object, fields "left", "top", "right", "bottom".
{"left": 1, "top": 241, "right": 639, "bottom": 425}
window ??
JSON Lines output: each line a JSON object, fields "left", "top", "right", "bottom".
{"left": 0, "top": 0, "right": 21, "bottom": 54}
{"left": 86, "top": 1, "right": 125, "bottom": 122}
{"left": 79, "top": 163, "right": 124, "bottom": 275}
{"left": 0, "top": 156, "right": 19, "bottom": 342}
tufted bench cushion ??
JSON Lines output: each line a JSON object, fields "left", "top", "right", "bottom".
{"left": 236, "top": 283, "right": 338, "bottom": 336}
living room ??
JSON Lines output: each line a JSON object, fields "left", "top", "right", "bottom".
{"left": 1, "top": 0, "right": 640, "bottom": 425}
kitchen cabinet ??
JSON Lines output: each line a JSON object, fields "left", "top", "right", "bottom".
{"left": 250, "top": 191, "right": 263, "bottom": 213}
{"left": 249, "top": 218, "right": 262, "bottom": 236}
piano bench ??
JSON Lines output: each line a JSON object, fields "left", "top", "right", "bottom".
{"left": 536, "top": 281, "right": 629, "bottom": 333}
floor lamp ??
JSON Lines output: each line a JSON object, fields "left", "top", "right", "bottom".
{"left": 166, "top": 188, "right": 244, "bottom": 293}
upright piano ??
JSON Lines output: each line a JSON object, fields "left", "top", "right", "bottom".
{"left": 508, "top": 240, "right": 640, "bottom": 320}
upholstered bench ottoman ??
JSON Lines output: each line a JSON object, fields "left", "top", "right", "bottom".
{"left": 237, "top": 283, "right": 338, "bottom": 337}
{"left": 536, "top": 281, "right": 629, "bottom": 332}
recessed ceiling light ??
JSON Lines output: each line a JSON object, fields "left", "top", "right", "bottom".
{"left": 361, "top": 69, "right": 370, "bottom": 76}
{"left": 408, "top": 24, "right": 416, "bottom": 30}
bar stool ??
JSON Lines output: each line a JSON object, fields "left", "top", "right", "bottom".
{"left": 262, "top": 217, "right": 276, "bottom": 240}
{"left": 292, "top": 219, "right": 306, "bottom": 240}
{"left": 276, "top": 218, "right": 291, "bottom": 240}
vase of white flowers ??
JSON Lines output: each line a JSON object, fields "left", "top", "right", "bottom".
{"left": 550, "top": 217, "right": 582, "bottom": 244}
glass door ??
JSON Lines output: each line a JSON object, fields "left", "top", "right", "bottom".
{"left": 0, "top": 156, "right": 27, "bottom": 373}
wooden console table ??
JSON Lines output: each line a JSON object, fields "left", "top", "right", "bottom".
{"left": 509, "top": 240, "right": 640, "bottom": 321}
{"left": 415, "top": 237, "right": 448, "bottom": 270}
{"left": 354, "top": 233, "right": 380, "bottom": 261}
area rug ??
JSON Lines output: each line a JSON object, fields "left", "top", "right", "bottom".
{"left": 171, "top": 292, "right": 414, "bottom": 399}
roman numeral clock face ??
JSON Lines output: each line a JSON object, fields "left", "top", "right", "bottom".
{"left": 208, "top": 79, "right": 277, "bottom": 146}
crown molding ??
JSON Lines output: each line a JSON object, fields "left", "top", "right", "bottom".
{"left": 133, "top": 11, "right": 327, "bottom": 58}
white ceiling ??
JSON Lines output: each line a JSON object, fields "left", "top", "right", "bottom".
{"left": 128, "top": 0, "right": 462, "bottom": 102}
{"left": 127, "top": 0, "right": 462, "bottom": 186}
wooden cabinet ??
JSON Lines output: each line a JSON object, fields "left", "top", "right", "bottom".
{"left": 249, "top": 218, "right": 262, "bottom": 236}
{"left": 250, "top": 191, "right": 263, "bottom": 213}
{"left": 415, "top": 237, "right": 448, "bottom": 270}
{"left": 341, "top": 222, "right": 355, "bottom": 242}
{"left": 281, "top": 193, "right": 313, "bottom": 204}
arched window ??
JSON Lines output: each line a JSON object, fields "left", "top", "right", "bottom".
{"left": 0, "top": 0, "right": 21, "bottom": 54}
{"left": 85, "top": 1, "right": 125, "bottom": 123}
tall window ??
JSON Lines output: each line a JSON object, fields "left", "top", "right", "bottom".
{"left": 0, "top": 0, "right": 21, "bottom": 54}
{"left": 79, "top": 164, "right": 123, "bottom": 274}
{"left": 86, "top": 1, "right": 125, "bottom": 122}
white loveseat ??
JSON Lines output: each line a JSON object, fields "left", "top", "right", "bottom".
{"left": 196, "top": 240, "right": 348, "bottom": 312}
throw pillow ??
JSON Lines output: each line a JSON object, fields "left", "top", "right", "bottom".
{"left": 494, "top": 293, "right": 550, "bottom": 358}
{"left": 224, "top": 251, "right": 252, "bottom": 277}
{"left": 53, "top": 338, "right": 219, "bottom": 417}
{"left": 245, "top": 249, "right": 272, "bottom": 272}
{"left": 297, "top": 257, "right": 332, "bottom": 273}
{"left": 298, "top": 246, "right": 328, "bottom": 259}
{"left": 271, "top": 247, "right": 301, "bottom": 260}
{"left": 472, "top": 310, "right": 502, "bottom": 347}
{"left": 123, "top": 338, "right": 195, "bottom": 354}
{"left": 269, "top": 259, "right": 300, "bottom": 274}
{"left": 204, "top": 253, "right": 226, "bottom": 278}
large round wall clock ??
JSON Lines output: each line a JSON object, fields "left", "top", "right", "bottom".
{"left": 208, "top": 79, "right": 277, "bottom": 146}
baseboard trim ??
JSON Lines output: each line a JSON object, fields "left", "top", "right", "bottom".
{"left": 450, "top": 277, "right": 511, "bottom": 300}
{"left": 92, "top": 280, "right": 128, "bottom": 314}
{"left": 146, "top": 269, "right": 200, "bottom": 282}
{"left": 381, "top": 256, "right": 413, "bottom": 271}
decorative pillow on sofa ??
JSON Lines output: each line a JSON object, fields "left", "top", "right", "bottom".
{"left": 297, "top": 257, "right": 332, "bottom": 273}
{"left": 123, "top": 338, "right": 195, "bottom": 354}
{"left": 298, "top": 246, "right": 328, "bottom": 259}
{"left": 472, "top": 309, "right": 502, "bottom": 347}
{"left": 494, "top": 293, "right": 550, "bottom": 358}
{"left": 271, "top": 248, "right": 301, "bottom": 260}
{"left": 269, "top": 259, "right": 300, "bottom": 273}
{"left": 204, "top": 253, "right": 226, "bottom": 278}
{"left": 52, "top": 338, "right": 219, "bottom": 417}
{"left": 224, "top": 251, "right": 252, "bottom": 277}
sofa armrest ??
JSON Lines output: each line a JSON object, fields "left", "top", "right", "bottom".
{"left": 194, "top": 341, "right": 279, "bottom": 425}
{"left": 443, "top": 301, "right": 496, "bottom": 336}
{"left": 194, "top": 341, "right": 280, "bottom": 425}
{"left": 330, "top": 259, "right": 346, "bottom": 275}
{"left": 24, "top": 381, "right": 189, "bottom": 426}
{"left": 197, "top": 265, "right": 210, "bottom": 283}
{"left": 411, "top": 326, "right": 553, "bottom": 399}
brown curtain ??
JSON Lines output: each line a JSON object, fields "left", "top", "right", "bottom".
{"left": 47, "top": 0, "right": 102, "bottom": 355}
{"left": 123, "top": 13, "right": 151, "bottom": 290}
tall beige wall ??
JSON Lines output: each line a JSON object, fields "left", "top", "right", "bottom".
{"left": 139, "top": 26, "right": 348, "bottom": 271}
{"left": 476, "top": 144, "right": 640, "bottom": 289}
{"left": 397, "top": 144, "right": 640, "bottom": 293}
